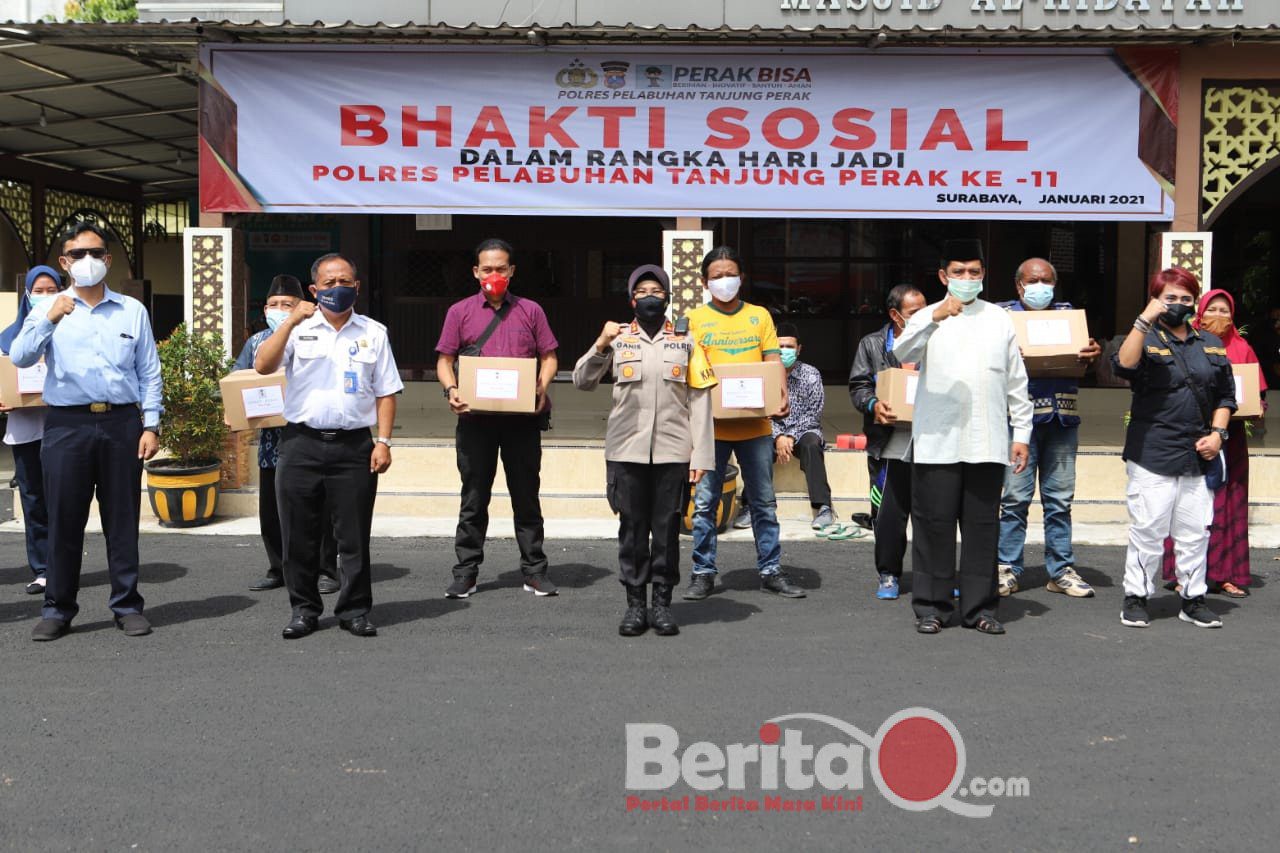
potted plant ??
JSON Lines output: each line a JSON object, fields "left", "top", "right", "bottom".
{"left": 144, "top": 323, "right": 233, "bottom": 527}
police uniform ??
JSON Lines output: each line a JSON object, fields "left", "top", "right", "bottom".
{"left": 275, "top": 311, "right": 403, "bottom": 623}
{"left": 573, "top": 319, "right": 715, "bottom": 592}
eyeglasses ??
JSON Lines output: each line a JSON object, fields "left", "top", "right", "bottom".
{"left": 64, "top": 248, "right": 107, "bottom": 260}
{"left": 1161, "top": 295, "right": 1195, "bottom": 305}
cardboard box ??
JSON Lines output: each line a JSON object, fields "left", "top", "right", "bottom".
{"left": 0, "top": 355, "right": 47, "bottom": 408}
{"left": 1009, "top": 309, "right": 1091, "bottom": 378}
{"left": 220, "top": 369, "right": 287, "bottom": 431}
{"left": 457, "top": 355, "right": 538, "bottom": 414}
{"left": 875, "top": 367, "right": 919, "bottom": 423}
{"left": 710, "top": 361, "right": 785, "bottom": 420}
{"left": 1231, "top": 363, "right": 1263, "bottom": 419}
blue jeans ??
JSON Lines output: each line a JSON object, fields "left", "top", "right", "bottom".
{"left": 997, "top": 419, "right": 1078, "bottom": 578}
{"left": 692, "top": 434, "right": 781, "bottom": 576}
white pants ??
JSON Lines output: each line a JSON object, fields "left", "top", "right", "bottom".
{"left": 1123, "top": 461, "right": 1212, "bottom": 599}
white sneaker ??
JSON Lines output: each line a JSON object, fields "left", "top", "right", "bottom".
{"left": 997, "top": 564, "right": 1018, "bottom": 597}
{"left": 1046, "top": 567, "right": 1095, "bottom": 598}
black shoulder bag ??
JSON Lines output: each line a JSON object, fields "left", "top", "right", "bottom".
{"left": 459, "top": 302, "right": 509, "bottom": 357}
{"left": 1162, "top": 331, "right": 1227, "bottom": 491}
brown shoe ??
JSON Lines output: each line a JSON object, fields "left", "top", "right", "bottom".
{"left": 32, "top": 618, "right": 70, "bottom": 642}
{"left": 115, "top": 613, "right": 153, "bottom": 636}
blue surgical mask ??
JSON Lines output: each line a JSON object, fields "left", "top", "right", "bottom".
{"left": 779, "top": 347, "right": 798, "bottom": 369}
{"left": 27, "top": 293, "right": 55, "bottom": 314}
{"left": 1022, "top": 283, "right": 1054, "bottom": 310}
{"left": 315, "top": 285, "right": 357, "bottom": 314}
{"left": 947, "top": 278, "right": 983, "bottom": 303}
{"left": 265, "top": 309, "right": 290, "bottom": 331}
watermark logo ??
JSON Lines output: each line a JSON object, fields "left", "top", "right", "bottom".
{"left": 625, "top": 708, "right": 1028, "bottom": 818}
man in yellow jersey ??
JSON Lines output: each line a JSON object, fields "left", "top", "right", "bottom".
{"left": 682, "top": 246, "right": 804, "bottom": 600}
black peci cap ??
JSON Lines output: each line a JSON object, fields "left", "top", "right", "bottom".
{"left": 267, "top": 274, "right": 305, "bottom": 299}
{"left": 940, "top": 238, "right": 985, "bottom": 269}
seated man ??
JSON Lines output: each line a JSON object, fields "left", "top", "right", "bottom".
{"left": 769, "top": 323, "right": 836, "bottom": 530}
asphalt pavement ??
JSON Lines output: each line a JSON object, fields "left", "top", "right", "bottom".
{"left": 1, "top": 533, "right": 1277, "bottom": 852}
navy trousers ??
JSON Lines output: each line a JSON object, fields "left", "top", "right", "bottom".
{"left": 11, "top": 439, "right": 49, "bottom": 577}
{"left": 40, "top": 406, "right": 144, "bottom": 623}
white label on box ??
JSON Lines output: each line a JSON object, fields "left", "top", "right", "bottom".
{"left": 1234, "top": 376, "right": 1244, "bottom": 407}
{"left": 16, "top": 362, "right": 46, "bottom": 394}
{"left": 1025, "top": 318, "right": 1072, "bottom": 347}
{"left": 721, "top": 376, "right": 765, "bottom": 409}
{"left": 905, "top": 374, "right": 918, "bottom": 405}
{"left": 242, "top": 385, "right": 285, "bottom": 418}
{"left": 475, "top": 369, "right": 520, "bottom": 400}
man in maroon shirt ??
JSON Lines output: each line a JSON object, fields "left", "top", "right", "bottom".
{"left": 436, "top": 238, "right": 560, "bottom": 598}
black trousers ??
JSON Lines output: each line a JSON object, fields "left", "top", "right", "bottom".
{"left": 792, "top": 432, "right": 832, "bottom": 508}
{"left": 258, "top": 465, "right": 337, "bottom": 581}
{"left": 607, "top": 461, "right": 687, "bottom": 588}
{"left": 275, "top": 426, "right": 377, "bottom": 620}
{"left": 11, "top": 439, "right": 49, "bottom": 577}
{"left": 874, "top": 458, "right": 911, "bottom": 579}
{"left": 909, "top": 462, "right": 1003, "bottom": 627}
{"left": 40, "top": 406, "right": 144, "bottom": 622}
{"left": 867, "top": 456, "right": 885, "bottom": 521}
{"left": 453, "top": 414, "right": 547, "bottom": 580}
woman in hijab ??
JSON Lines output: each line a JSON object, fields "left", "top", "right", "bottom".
{"left": 1161, "top": 288, "right": 1265, "bottom": 598}
{"left": 0, "top": 266, "right": 63, "bottom": 594}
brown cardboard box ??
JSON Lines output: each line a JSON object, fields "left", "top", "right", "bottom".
{"left": 875, "top": 367, "right": 919, "bottom": 423}
{"left": 1009, "top": 309, "right": 1091, "bottom": 378}
{"left": 457, "top": 355, "right": 538, "bottom": 414}
{"left": 710, "top": 361, "right": 785, "bottom": 420}
{"left": 0, "top": 355, "right": 47, "bottom": 408}
{"left": 1231, "top": 363, "right": 1263, "bottom": 419}
{"left": 220, "top": 369, "right": 287, "bottom": 431}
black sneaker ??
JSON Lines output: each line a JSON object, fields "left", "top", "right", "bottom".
{"left": 682, "top": 573, "right": 715, "bottom": 600}
{"left": 523, "top": 574, "right": 558, "bottom": 596}
{"left": 31, "top": 618, "right": 70, "bottom": 642}
{"left": 445, "top": 576, "right": 478, "bottom": 599}
{"left": 761, "top": 572, "right": 806, "bottom": 598}
{"left": 1120, "top": 595, "right": 1150, "bottom": 628}
{"left": 1179, "top": 595, "right": 1223, "bottom": 629}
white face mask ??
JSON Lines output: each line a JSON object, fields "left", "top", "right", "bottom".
{"left": 69, "top": 256, "right": 107, "bottom": 288}
{"left": 28, "top": 293, "right": 56, "bottom": 314}
{"left": 708, "top": 275, "right": 742, "bottom": 303}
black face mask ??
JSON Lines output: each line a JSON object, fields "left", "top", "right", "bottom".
{"left": 1160, "top": 303, "right": 1195, "bottom": 328}
{"left": 633, "top": 295, "right": 669, "bottom": 326}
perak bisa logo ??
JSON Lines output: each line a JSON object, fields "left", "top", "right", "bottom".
{"left": 625, "top": 709, "right": 1029, "bottom": 818}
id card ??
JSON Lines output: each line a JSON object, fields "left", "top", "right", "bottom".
{"left": 344, "top": 370, "right": 359, "bottom": 394}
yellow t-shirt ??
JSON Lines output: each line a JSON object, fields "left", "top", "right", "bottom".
{"left": 686, "top": 300, "right": 780, "bottom": 441}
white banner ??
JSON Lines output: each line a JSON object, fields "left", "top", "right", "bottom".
{"left": 201, "top": 46, "right": 1172, "bottom": 220}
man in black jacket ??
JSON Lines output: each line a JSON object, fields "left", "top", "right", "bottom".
{"left": 848, "top": 284, "right": 927, "bottom": 600}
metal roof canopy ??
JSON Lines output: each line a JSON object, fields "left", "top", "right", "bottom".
{"left": 2, "top": 18, "right": 1278, "bottom": 199}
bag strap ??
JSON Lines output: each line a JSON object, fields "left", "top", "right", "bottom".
{"left": 1159, "top": 328, "right": 1214, "bottom": 429}
{"left": 470, "top": 302, "right": 509, "bottom": 356}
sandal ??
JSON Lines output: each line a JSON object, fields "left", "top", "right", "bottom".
{"left": 1163, "top": 580, "right": 1182, "bottom": 594}
{"left": 916, "top": 615, "right": 943, "bottom": 634}
{"left": 971, "top": 615, "right": 1006, "bottom": 635}
{"left": 1210, "top": 581, "right": 1250, "bottom": 598}
{"left": 815, "top": 523, "right": 848, "bottom": 539}
{"left": 826, "top": 524, "right": 867, "bottom": 541}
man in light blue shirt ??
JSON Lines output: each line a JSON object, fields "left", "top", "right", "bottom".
{"left": 11, "top": 221, "right": 163, "bottom": 642}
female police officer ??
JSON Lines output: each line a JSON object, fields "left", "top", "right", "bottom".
{"left": 573, "top": 265, "right": 714, "bottom": 637}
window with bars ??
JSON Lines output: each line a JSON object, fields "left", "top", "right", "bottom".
{"left": 143, "top": 200, "right": 192, "bottom": 240}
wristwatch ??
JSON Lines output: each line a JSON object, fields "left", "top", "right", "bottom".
{"left": 442, "top": 384, "right": 458, "bottom": 399}
{"left": 143, "top": 426, "right": 160, "bottom": 436}
{"left": 1212, "top": 427, "right": 1229, "bottom": 442}
{"left": 375, "top": 436, "right": 392, "bottom": 447}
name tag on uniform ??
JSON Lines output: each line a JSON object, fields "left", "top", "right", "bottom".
{"left": 344, "top": 371, "right": 359, "bottom": 394}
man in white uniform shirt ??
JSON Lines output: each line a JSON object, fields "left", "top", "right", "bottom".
{"left": 255, "top": 253, "right": 403, "bottom": 640}
{"left": 893, "top": 239, "right": 1032, "bottom": 636}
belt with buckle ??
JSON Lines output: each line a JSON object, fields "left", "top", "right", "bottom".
{"left": 54, "top": 402, "right": 134, "bottom": 414}
{"left": 290, "top": 423, "right": 367, "bottom": 442}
